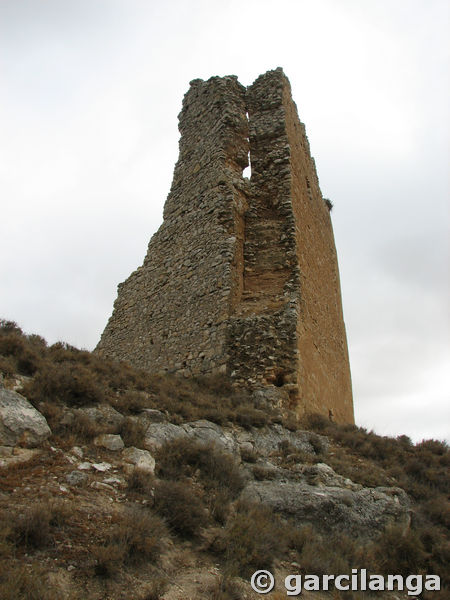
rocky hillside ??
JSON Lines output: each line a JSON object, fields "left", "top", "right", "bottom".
{"left": 0, "top": 320, "right": 448, "bottom": 599}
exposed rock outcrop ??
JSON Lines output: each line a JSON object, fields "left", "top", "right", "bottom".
{"left": 0, "top": 386, "right": 51, "bottom": 447}
{"left": 122, "top": 446, "right": 156, "bottom": 474}
{"left": 241, "top": 479, "right": 410, "bottom": 539}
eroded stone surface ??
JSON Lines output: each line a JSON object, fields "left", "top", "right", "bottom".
{"left": 144, "top": 422, "right": 189, "bottom": 453}
{"left": 182, "top": 420, "right": 237, "bottom": 453}
{"left": 66, "top": 470, "right": 88, "bottom": 486}
{"left": 122, "top": 446, "right": 156, "bottom": 474}
{"left": 241, "top": 480, "right": 410, "bottom": 538}
{"left": 0, "top": 387, "right": 51, "bottom": 447}
{"left": 94, "top": 434, "right": 124, "bottom": 451}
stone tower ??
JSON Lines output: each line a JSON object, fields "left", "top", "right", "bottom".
{"left": 96, "top": 68, "right": 354, "bottom": 424}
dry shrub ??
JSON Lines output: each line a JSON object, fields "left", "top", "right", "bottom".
{"left": 251, "top": 464, "right": 277, "bottom": 481}
{"left": 114, "top": 507, "right": 167, "bottom": 562}
{"left": 298, "top": 538, "right": 350, "bottom": 577}
{"left": 209, "top": 488, "right": 234, "bottom": 525}
{"left": 114, "top": 389, "right": 154, "bottom": 415}
{"left": 0, "top": 320, "right": 22, "bottom": 334}
{"left": 156, "top": 438, "right": 244, "bottom": 498}
{"left": 296, "top": 530, "right": 363, "bottom": 576}
{"left": 67, "top": 413, "right": 104, "bottom": 441}
{"left": 24, "top": 362, "right": 106, "bottom": 407}
{"left": 208, "top": 575, "right": 243, "bottom": 600}
{"left": 119, "top": 416, "right": 147, "bottom": 447}
{"left": 216, "top": 500, "right": 287, "bottom": 578}
{"left": 419, "top": 525, "right": 450, "bottom": 591}
{"left": 416, "top": 439, "right": 449, "bottom": 455}
{"left": 326, "top": 453, "right": 389, "bottom": 488}
{"left": 278, "top": 440, "right": 317, "bottom": 466}
{"left": 0, "top": 562, "right": 59, "bottom": 600}
{"left": 137, "top": 575, "right": 169, "bottom": 600}
{"left": 0, "top": 514, "right": 13, "bottom": 558}
{"left": 94, "top": 507, "right": 167, "bottom": 576}
{"left": 302, "top": 412, "right": 331, "bottom": 432}
{"left": 7, "top": 498, "right": 70, "bottom": 552}
{"left": 127, "top": 467, "right": 155, "bottom": 495}
{"left": 374, "top": 524, "right": 427, "bottom": 577}
{"left": 240, "top": 445, "right": 259, "bottom": 463}
{"left": 308, "top": 432, "right": 328, "bottom": 456}
{"left": 93, "top": 542, "right": 127, "bottom": 578}
{"left": 405, "top": 456, "right": 449, "bottom": 496}
{"left": 193, "top": 374, "right": 234, "bottom": 396}
{"left": 156, "top": 438, "right": 243, "bottom": 524}
{"left": 0, "top": 320, "right": 46, "bottom": 377}
{"left": 0, "top": 355, "right": 15, "bottom": 377}
{"left": 153, "top": 480, "right": 208, "bottom": 537}
{"left": 47, "top": 498, "right": 72, "bottom": 528}
{"left": 36, "top": 400, "right": 65, "bottom": 431}
{"left": 147, "top": 373, "right": 272, "bottom": 427}
{"left": 282, "top": 411, "right": 301, "bottom": 431}
{"left": 424, "top": 495, "right": 450, "bottom": 529}
{"left": 0, "top": 331, "right": 41, "bottom": 375}
{"left": 234, "top": 406, "right": 269, "bottom": 429}
{"left": 10, "top": 504, "right": 52, "bottom": 549}
{"left": 289, "top": 524, "right": 315, "bottom": 555}
{"left": 201, "top": 407, "right": 230, "bottom": 426}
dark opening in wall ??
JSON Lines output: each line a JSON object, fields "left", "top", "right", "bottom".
{"left": 274, "top": 372, "right": 285, "bottom": 387}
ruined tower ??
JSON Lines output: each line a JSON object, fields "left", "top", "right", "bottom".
{"left": 96, "top": 68, "right": 354, "bottom": 424}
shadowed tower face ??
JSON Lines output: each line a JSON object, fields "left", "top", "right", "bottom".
{"left": 96, "top": 69, "right": 354, "bottom": 424}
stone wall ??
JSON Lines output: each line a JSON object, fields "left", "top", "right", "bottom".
{"left": 96, "top": 69, "right": 354, "bottom": 424}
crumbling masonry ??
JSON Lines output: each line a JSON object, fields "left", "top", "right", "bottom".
{"left": 96, "top": 68, "right": 354, "bottom": 424}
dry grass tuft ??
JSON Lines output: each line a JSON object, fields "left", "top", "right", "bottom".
{"left": 213, "top": 500, "right": 287, "bottom": 578}
{"left": 153, "top": 479, "right": 208, "bottom": 538}
{"left": 93, "top": 506, "right": 167, "bottom": 577}
{"left": 0, "top": 562, "right": 60, "bottom": 600}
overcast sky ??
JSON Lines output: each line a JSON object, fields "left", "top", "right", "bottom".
{"left": 1, "top": 0, "right": 448, "bottom": 442}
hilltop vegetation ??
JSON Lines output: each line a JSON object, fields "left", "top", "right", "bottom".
{"left": 0, "top": 319, "right": 448, "bottom": 599}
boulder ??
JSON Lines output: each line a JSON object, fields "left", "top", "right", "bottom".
{"left": 70, "top": 446, "right": 83, "bottom": 459}
{"left": 94, "top": 434, "right": 124, "bottom": 451}
{"left": 252, "top": 387, "right": 285, "bottom": 410}
{"left": 144, "top": 422, "right": 188, "bottom": 452}
{"left": 75, "top": 404, "right": 125, "bottom": 430}
{"left": 122, "top": 447, "right": 156, "bottom": 474}
{"left": 66, "top": 470, "right": 88, "bottom": 486}
{"left": 0, "top": 447, "right": 41, "bottom": 468}
{"left": 77, "top": 462, "right": 92, "bottom": 471}
{"left": 250, "top": 424, "right": 327, "bottom": 457}
{"left": 144, "top": 419, "right": 239, "bottom": 454}
{"left": 241, "top": 479, "right": 410, "bottom": 538}
{"left": 0, "top": 387, "right": 51, "bottom": 447}
{"left": 182, "top": 420, "right": 237, "bottom": 453}
{"left": 92, "top": 462, "right": 112, "bottom": 472}
{"left": 295, "top": 462, "right": 362, "bottom": 490}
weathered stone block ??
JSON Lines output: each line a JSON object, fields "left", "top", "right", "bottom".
{"left": 0, "top": 387, "right": 51, "bottom": 447}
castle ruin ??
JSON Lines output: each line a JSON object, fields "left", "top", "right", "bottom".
{"left": 96, "top": 68, "right": 354, "bottom": 424}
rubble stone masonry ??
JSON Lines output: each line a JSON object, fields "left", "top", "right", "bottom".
{"left": 96, "top": 69, "right": 354, "bottom": 424}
